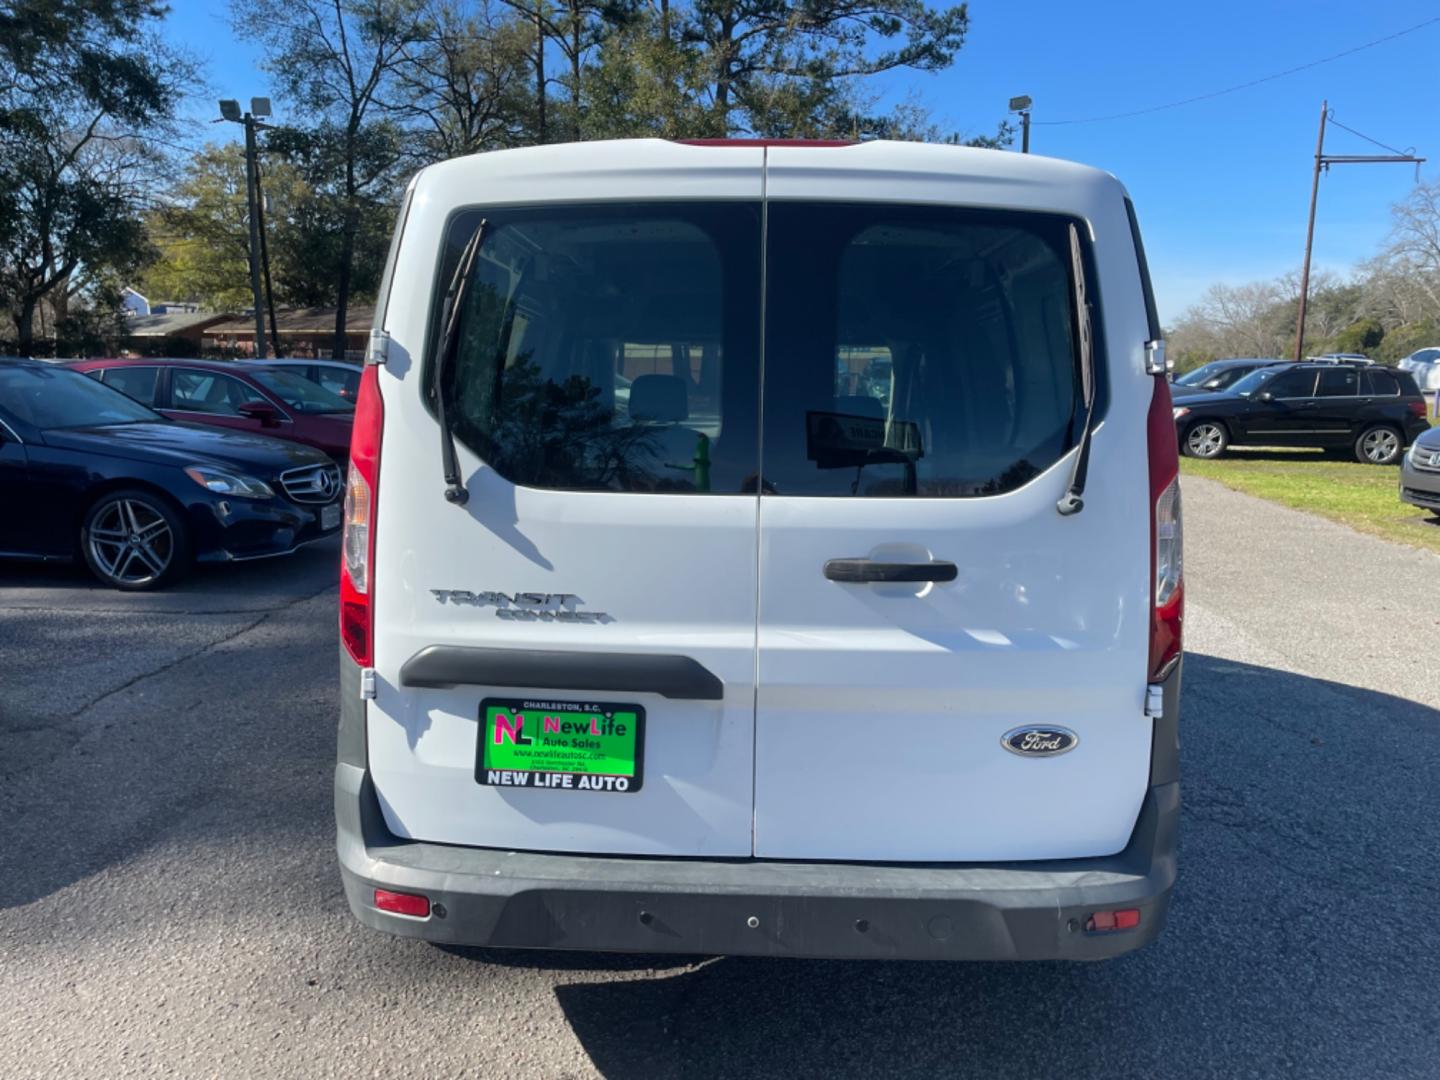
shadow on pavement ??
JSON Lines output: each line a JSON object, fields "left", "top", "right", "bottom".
{"left": 434, "top": 944, "right": 698, "bottom": 974}
{"left": 546, "top": 652, "right": 1440, "bottom": 1079}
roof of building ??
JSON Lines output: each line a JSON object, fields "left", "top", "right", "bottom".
{"left": 122, "top": 311, "right": 233, "bottom": 336}
{"left": 204, "top": 306, "right": 377, "bottom": 337}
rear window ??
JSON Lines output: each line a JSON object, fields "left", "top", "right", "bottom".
{"left": 761, "top": 203, "right": 1089, "bottom": 497}
{"left": 1363, "top": 369, "right": 1401, "bottom": 396}
{"left": 435, "top": 202, "right": 761, "bottom": 493}
{"left": 433, "top": 201, "right": 1089, "bottom": 498}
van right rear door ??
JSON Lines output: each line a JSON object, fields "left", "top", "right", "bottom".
{"left": 750, "top": 168, "right": 1158, "bottom": 862}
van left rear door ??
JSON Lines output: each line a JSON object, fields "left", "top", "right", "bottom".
{"left": 368, "top": 153, "right": 766, "bottom": 858}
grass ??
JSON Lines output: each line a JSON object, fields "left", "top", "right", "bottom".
{"left": 1181, "top": 438, "right": 1440, "bottom": 554}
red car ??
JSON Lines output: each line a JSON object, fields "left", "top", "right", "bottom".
{"left": 68, "top": 358, "right": 354, "bottom": 463}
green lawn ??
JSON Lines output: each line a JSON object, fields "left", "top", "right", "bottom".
{"left": 1181, "top": 443, "right": 1440, "bottom": 554}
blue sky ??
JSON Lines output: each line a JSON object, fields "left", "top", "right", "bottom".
{"left": 168, "top": 1, "right": 1440, "bottom": 324}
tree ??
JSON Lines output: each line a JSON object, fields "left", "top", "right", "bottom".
{"left": 262, "top": 122, "right": 400, "bottom": 309}
{"left": 139, "top": 143, "right": 306, "bottom": 311}
{"left": 0, "top": 0, "right": 186, "bottom": 350}
{"left": 1329, "top": 316, "right": 1385, "bottom": 355}
{"left": 398, "top": 0, "right": 535, "bottom": 158}
{"left": 680, "top": 0, "right": 970, "bottom": 137}
{"left": 1367, "top": 180, "right": 1440, "bottom": 323}
{"left": 585, "top": 0, "right": 984, "bottom": 142}
{"left": 583, "top": 7, "right": 711, "bottom": 137}
{"left": 234, "top": 0, "right": 429, "bottom": 357}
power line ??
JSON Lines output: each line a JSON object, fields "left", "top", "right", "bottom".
{"left": 1034, "top": 15, "right": 1440, "bottom": 126}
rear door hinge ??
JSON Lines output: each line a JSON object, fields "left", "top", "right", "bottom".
{"left": 366, "top": 329, "right": 389, "bottom": 366}
{"left": 1144, "top": 338, "right": 1170, "bottom": 376}
{"left": 360, "top": 667, "right": 377, "bottom": 700}
{"left": 1144, "top": 683, "right": 1164, "bottom": 718}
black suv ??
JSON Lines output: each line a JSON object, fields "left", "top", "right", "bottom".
{"left": 1173, "top": 362, "right": 1429, "bottom": 464}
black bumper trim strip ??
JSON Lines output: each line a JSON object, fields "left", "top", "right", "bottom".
{"left": 398, "top": 645, "right": 725, "bottom": 701}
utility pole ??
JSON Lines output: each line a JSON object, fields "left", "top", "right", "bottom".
{"left": 1293, "top": 101, "right": 1424, "bottom": 361}
{"left": 1009, "top": 95, "right": 1032, "bottom": 153}
{"left": 217, "top": 98, "right": 275, "bottom": 360}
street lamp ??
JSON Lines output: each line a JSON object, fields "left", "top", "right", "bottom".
{"left": 1009, "top": 95, "right": 1032, "bottom": 154}
{"left": 216, "top": 98, "right": 276, "bottom": 359}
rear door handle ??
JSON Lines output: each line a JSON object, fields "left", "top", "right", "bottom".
{"left": 823, "top": 559, "right": 958, "bottom": 583}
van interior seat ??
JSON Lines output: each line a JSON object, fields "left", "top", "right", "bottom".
{"left": 629, "top": 373, "right": 689, "bottom": 422}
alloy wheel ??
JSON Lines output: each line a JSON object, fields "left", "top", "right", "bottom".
{"left": 1186, "top": 423, "right": 1224, "bottom": 458}
{"left": 87, "top": 498, "right": 175, "bottom": 586}
{"left": 1360, "top": 428, "right": 1400, "bottom": 464}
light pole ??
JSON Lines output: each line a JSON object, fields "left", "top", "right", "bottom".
{"left": 1009, "top": 95, "right": 1032, "bottom": 154}
{"left": 218, "top": 97, "right": 273, "bottom": 359}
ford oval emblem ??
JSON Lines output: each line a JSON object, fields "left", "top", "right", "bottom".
{"left": 1001, "top": 726, "right": 1079, "bottom": 757}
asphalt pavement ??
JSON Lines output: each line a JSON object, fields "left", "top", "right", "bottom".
{"left": 2, "top": 479, "right": 1439, "bottom": 1079}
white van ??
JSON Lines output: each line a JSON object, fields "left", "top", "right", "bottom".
{"left": 335, "top": 139, "right": 1183, "bottom": 961}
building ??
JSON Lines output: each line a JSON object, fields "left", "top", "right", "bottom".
{"left": 119, "top": 311, "right": 235, "bottom": 355}
{"left": 202, "top": 306, "right": 376, "bottom": 361}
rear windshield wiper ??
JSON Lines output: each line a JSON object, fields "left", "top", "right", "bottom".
{"left": 1057, "top": 222, "right": 1097, "bottom": 516}
{"left": 432, "top": 218, "right": 488, "bottom": 506}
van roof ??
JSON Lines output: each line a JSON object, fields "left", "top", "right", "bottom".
{"left": 410, "top": 139, "right": 1126, "bottom": 213}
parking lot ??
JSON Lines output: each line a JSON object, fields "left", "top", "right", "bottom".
{"left": 2, "top": 475, "right": 1439, "bottom": 1079}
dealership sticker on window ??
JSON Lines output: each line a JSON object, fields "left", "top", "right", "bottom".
{"left": 477, "top": 698, "right": 644, "bottom": 793}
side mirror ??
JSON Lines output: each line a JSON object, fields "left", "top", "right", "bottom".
{"left": 238, "top": 400, "right": 280, "bottom": 426}
{"left": 1255, "top": 391, "right": 1274, "bottom": 403}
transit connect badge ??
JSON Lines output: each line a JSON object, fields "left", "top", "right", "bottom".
{"left": 1001, "top": 726, "right": 1079, "bottom": 757}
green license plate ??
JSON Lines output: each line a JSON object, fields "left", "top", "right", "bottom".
{"left": 477, "top": 698, "right": 644, "bottom": 794}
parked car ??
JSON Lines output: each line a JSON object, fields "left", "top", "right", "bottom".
{"left": 334, "top": 139, "right": 1184, "bottom": 962}
{"left": 1172, "top": 361, "right": 1428, "bottom": 463}
{"left": 1170, "top": 357, "right": 1285, "bottom": 398}
{"left": 246, "top": 358, "right": 363, "bottom": 402}
{"left": 1399, "top": 426, "right": 1440, "bottom": 517}
{"left": 1397, "top": 347, "right": 1440, "bottom": 394}
{"left": 0, "top": 360, "right": 342, "bottom": 589}
{"left": 67, "top": 358, "right": 354, "bottom": 463}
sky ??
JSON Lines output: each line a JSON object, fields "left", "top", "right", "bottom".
{"left": 167, "top": 0, "right": 1440, "bottom": 324}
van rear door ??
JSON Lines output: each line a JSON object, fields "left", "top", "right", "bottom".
{"left": 751, "top": 187, "right": 1156, "bottom": 862}
{"left": 368, "top": 154, "right": 765, "bottom": 857}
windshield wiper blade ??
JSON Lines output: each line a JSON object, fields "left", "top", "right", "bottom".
{"left": 432, "top": 218, "right": 487, "bottom": 506}
{"left": 1057, "top": 222, "right": 1097, "bottom": 516}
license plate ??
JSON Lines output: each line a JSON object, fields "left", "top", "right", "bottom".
{"left": 477, "top": 697, "right": 644, "bottom": 793}
{"left": 320, "top": 503, "right": 340, "bottom": 530}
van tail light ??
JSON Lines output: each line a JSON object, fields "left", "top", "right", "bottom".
{"left": 341, "top": 364, "right": 383, "bottom": 666}
{"left": 1147, "top": 376, "right": 1183, "bottom": 680}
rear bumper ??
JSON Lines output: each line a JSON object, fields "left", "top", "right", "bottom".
{"left": 335, "top": 657, "right": 1181, "bottom": 962}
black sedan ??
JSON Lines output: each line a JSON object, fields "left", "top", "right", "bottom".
{"left": 0, "top": 361, "right": 343, "bottom": 589}
{"left": 1172, "top": 362, "right": 1430, "bottom": 464}
{"left": 1170, "top": 357, "right": 1286, "bottom": 398}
